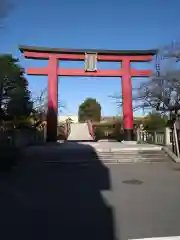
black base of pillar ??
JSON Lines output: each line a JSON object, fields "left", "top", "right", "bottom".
{"left": 46, "top": 108, "right": 57, "bottom": 142}
{"left": 123, "top": 129, "right": 134, "bottom": 141}
{"left": 46, "top": 125, "right": 57, "bottom": 142}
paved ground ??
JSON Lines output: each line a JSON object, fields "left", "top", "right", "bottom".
{"left": 57, "top": 140, "right": 163, "bottom": 151}
{"left": 1, "top": 142, "right": 180, "bottom": 240}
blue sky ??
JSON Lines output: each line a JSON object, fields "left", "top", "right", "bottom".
{"left": 1, "top": 0, "right": 180, "bottom": 116}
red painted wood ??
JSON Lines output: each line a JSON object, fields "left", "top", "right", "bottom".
{"left": 24, "top": 51, "right": 152, "bottom": 62}
{"left": 131, "top": 69, "right": 152, "bottom": 77}
{"left": 27, "top": 67, "right": 48, "bottom": 75}
{"left": 121, "top": 59, "right": 133, "bottom": 130}
{"left": 24, "top": 51, "right": 85, "bottom": 60}
{"left": 46, "top": 56, "right": 58, "bottom": 141}
{"left": 98, "top": 55, "right": 153, "bottom": 62}
{"left": 26, "top": 67, "right": 152, "bottom": 77}
{"left": 55, "top": 54, "right": 84, "bottom": 61}
{"left": 24, "top": 51, "right": 50, "bottom": 59}
{"left": 58, "top": 68, "right": 123, "bottom": 77}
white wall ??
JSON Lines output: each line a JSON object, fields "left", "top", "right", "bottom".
{"left": 58, "top": 115, "right": 78, "bottom": 123}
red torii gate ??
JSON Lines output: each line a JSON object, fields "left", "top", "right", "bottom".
{"left": 19, "top": 46, "right": 156, "bottom": 142}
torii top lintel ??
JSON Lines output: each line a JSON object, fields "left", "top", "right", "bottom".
{"left": 19, "top": 45, "right": 157, "bottom": 77}
{"left": 19, "top": 45, "right": 157, "bottom": 54}
{"left": 19, "top": 45, "right": 157, "bottom": 59}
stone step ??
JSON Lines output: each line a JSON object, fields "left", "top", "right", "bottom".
{"left": 97, "top": 150, "right": 168, "bottom": 155}
{"left": 43, "top": 157, "right": 169, "bottom": 164}
{"left": 97, "top": 152, "right": 166, "bottom": 156}
{"left": 98, "top": 156, "right": 169, "bottom": 161}
{"left": 68, "top": 123, "right": 93, "bottom": 141}
{"left": 98, "top": 157, "right": 169, "bottom": 163}
{"left": 42, "top": 150, "right": 170, "bottom": 164}
{"left": 97, "top": 155, "right": 169, "bottom": 159}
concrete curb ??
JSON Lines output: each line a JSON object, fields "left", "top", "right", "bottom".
{"left": 121, "top": 140, "right": 137, "bottom": 144}
{"left": 162, "top": 147, "right": 180, "bottom": 163}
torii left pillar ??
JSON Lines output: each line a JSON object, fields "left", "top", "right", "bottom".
{"left": 47, "top": 56, "right": 59, "bottom": 142}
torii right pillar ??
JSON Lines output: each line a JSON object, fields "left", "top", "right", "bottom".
{"left": 121, "top": 56, "right": 153, "bottom": 141}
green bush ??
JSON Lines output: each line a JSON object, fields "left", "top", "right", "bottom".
{"left": 112, "top": 121, "right": 122, "bottom": 140}
{"left": 94, "top": 121, "right": 122, "bottom": 141}
{"left": 57, "top": 124, "right": 66, "bottom": 140}
{"left": 143, "top": 112, "right": 168, "bottom": 131}
{"left": 94, "top": 127, "right": 105, "bottom": 140}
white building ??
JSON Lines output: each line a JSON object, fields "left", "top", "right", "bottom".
{"left": 58, "top": 115, "right": 78, "bottom": 123}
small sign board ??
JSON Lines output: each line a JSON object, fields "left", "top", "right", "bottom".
{"left": 84, "top": 52, "right": 97, "bottom": 72}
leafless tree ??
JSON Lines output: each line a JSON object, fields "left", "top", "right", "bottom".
{"left": 33, "top": 87, "right": 65, "bottom": 119}
{"left": 110, "top": 41, "right": 180, "bottom": 114}
{"left": 0, "top": 0, "right": 13, "bottom": 28}
{"left": 133, "top": 71, "right": 180, "bottom": 113}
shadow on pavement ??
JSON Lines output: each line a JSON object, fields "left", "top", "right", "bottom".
{"left": 0, "top": 142, "right": 115, "bottom": 240}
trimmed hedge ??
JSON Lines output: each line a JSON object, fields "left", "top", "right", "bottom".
{"left": 94, "top": 122, "right": 123, "bottom": 141}
{"left": 57, "top": 124, "right": 66, "bottom": 140}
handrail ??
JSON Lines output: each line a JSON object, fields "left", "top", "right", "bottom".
{"left": 173, "top": 123, "right": 180, "bottom": 158}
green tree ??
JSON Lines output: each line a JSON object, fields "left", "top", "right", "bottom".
{"left": 0, "top": 55, "right": 33, "bottom": 121}
{"left": 78, "top": 98, "right": 101, "bottom": 122}
{"left": 144, "top": 111, "right": 167, "bottom": 131}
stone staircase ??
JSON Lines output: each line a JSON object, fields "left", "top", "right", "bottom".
{"left": 67, "top": 123, "right": 94, "bottom": 141}
{"left": 23, "top": 141, "right": 172, "bottom": 165}
{"left": 39, "top": 148, "right": 171, "bottom": 164}
{"left": 96, "top": 149, "right": 170, "bottom": 164}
